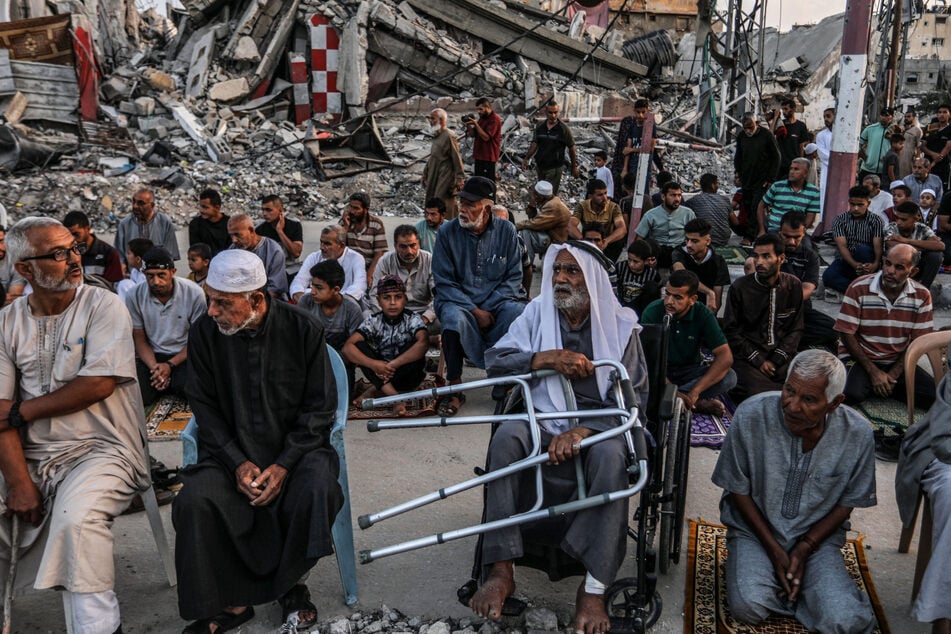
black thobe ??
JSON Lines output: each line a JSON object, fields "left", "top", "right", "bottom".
{"left": 173, "top": 299, "right": 343, "bottom": 619}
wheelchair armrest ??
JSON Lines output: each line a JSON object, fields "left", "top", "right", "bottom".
{"left": 659, "top": 384, "right": 678, "bottom": 420}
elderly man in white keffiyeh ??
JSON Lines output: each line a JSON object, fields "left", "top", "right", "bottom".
{"left": 469, "top": 242, "right": 649, "bottom": 634}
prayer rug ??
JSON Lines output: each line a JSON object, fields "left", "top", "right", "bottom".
{"left": 690, "top": 394, "right": 736, "bottom": 449}
{"left": 145, "top": 394, "right": 192, "bottom": 441}
{"left": 347, "top": 374, "right": 443, "bottom": 420}
{"left": 684, "top": 520, "right": 890, "bottom": 634}
{"left": 854, "top": 397, "right": 927, "bottom": 437}
{"left": 716, "top": 246, "right": 751, "bottom": 266}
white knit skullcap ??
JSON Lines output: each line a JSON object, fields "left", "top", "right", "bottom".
{"left": 207, "top": 249, "right": 267, "bottom": 293}
{"left": 535, "top": 181, "right": 554, "bottom": 196}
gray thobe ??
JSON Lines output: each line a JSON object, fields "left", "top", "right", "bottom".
{"left": 480, "top": 316, "right": 648, "bottom": 584}
{"left": 712, "top": 392, "right": 876, "bottom": 633}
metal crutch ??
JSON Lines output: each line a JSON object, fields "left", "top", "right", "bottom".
{"left": 2, "top": 515, "right": 21, "bottom": 634}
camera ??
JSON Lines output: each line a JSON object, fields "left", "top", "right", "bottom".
{"left": 461, "top": 114, "right": 475, "bottom": 124}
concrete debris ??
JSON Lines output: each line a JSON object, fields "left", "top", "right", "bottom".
{"left": 1, "top": 0, "right": 743, "bottom": 240}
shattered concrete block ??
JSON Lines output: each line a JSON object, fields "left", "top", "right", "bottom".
{"left": 143, "top": 68, "right": 177, "bottom": 93}
{"left": 369, "top": 2, "right": 396, "bottom": 28}
{"left": 523, "top": 608, "right": 558, "bottom": 631}
{"left": 186, "top": 30, "right": 216, "bottom": 99}
{"left": 101, "top": 76, "right": 131, "bottom": 102}
{"left": 233, "top": 36, "right": 261, "bottom": 62}
{"left": 394, "top": 16, "right": 416, "bottom": 38}
{"left": 134, "top": 97, "right": 156, "bottom": 117}
{"left": 119, "top": 101, "right": 137, "bottom": 115}
{"left": 218, "top": 107, "right": 234, "bottom": 120}
{"left": 483, "top": 68, "right": 506, "bottom": 86}
{"left": 209, "top": 78, "right": 251, "bottom": 103}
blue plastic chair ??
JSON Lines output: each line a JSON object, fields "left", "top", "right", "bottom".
{"left": 180, "top": 346, "right": 358, "bottom": 605}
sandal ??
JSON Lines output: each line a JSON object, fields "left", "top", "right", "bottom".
{"left": 436, "top": 392, "right": 466, "bottom": 418}
{"left": 182, "top": 606, "right": 254, "bottom": 633}
{"left": 279, "top": 584, "right": 318, "bottom": 630}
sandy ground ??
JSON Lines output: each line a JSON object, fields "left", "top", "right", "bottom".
{"left": 3, "top": 215, "right": 941, "bottom": 633}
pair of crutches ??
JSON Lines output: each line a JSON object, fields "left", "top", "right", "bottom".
{"left": 355, "top": 358, "right": 649, "bottom": 564}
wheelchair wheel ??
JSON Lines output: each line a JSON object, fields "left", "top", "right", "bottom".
{"left": 605, "top": 577, "right": 662, "bottom": 628}
{"left": 657, "top": 397, "right": 690, "bottom": 574}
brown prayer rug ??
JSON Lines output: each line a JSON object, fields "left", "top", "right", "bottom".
{"left": 145, "top": 394, "right": 192, "bottom": 441}
{"left": 684, "top": 520, "right": 890, "bottom": 634}
{"left": 347, "top": 374, "right": 443, "bottom": 420}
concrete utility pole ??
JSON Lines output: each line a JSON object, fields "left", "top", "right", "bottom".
{"left": 815, "top": 0, "right": 874, "bottom": 235}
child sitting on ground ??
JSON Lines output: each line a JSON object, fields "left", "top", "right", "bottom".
{"left": 617, "top": 239, "right": 661, "bottom": 316}
{"left": 116, "top": 238, "right": 153, "bottom": 302}
{"left": 343, "top": 275, "right": 429, "bottom": 416}
{"left": 581, "top": 222, "right": 608, "bottom": 251}
{"left": 187, "top": 243, "right": 212, "bottom": 286}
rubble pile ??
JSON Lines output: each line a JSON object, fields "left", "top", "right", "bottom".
{"left": 0, "top": 0, "right": 729, "bottom": 229}
{"left": 313, "top": 604, "right": 570, "bottom": 634}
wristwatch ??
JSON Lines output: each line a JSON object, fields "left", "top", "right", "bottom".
{"left": 167, "top": 360, "right": 177, "bottom": 369}
{"left": 8, "top": 400, "right": 26, "bottom": 429}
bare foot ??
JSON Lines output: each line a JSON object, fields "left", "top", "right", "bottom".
{"left": 353, "top": 385, "right": 379, "bottom": 409}
{"left": 469, "top": 561, "right": 516, "bottom": 621}
{"left": 393, "top": 401, "right": 409, "bottom": 417}
{"left": 574, "top": 584, "right": 610, "bottom": 634}
{"left": 693, "top": 398, "right": 725, "bottom": 417}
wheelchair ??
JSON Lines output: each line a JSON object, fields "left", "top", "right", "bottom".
{"left": 356, "top": 316, "right": 690, "bottom": 633}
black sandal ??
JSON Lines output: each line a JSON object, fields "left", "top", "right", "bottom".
{"left": 436, "top": 392, "right": 466, "bottom": 418}
{"left": 182, "top": 606, "right": 254, "bottom": 633}
{"left": 279, "top": 584, "right": 318, "bottom": 630}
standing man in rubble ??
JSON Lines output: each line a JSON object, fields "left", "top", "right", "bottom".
{"left": 424, "top": 108, "right": 466, "bottom": 220}
{"left": 522, "top": 100, "right": 580, "bottom": 195}
{"left": 465, "top": 97, "right": 503, "bottom": 181}
{"left": 734, "top": 114, "right": 781, "bottom": 244}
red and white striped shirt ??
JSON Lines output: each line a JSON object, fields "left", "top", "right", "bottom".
{"left": 834, "top": 272, "right": 933, "bottom": 363}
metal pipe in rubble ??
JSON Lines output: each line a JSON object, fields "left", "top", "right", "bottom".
{"left": 814, "top": 0, "right": 874, "bottom": 235}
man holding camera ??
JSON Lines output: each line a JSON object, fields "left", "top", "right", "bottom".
{"left": 465, "top": 98, "right": 503, "bottom": 181}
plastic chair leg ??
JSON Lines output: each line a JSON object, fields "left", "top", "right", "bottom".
{"left": 331, "top": 426, "right": 358, "bottom": 606}
{"left": 142, "top": 484, "right": 177, "bottom": 587}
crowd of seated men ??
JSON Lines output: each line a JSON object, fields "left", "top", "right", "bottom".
{"left": 6, "top": 97, "right": 951, "bottom": 634}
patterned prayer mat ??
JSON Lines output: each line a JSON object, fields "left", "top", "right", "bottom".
{"left": 716, "top": 246, "right": 751, "bottom": 266}
{"left": 347, "top": 374, "right": 443, "bottom": 420}
{"left": 684, "top": 520, "right": 890, "bottom": 634}
{"left": 854, "top": 397, "right": 926, "bottom": 437}
{"left": 690, "top": 394, "right": 736, "bottom": 449}
{"left": 145, "top": 394, "right": 191, "bottom": 441}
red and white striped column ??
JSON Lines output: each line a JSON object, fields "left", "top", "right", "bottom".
{"left": 288, "top": 53, "right": 311, "bottom": 124}
{"left": 815, "top": 0, "right": 874, "bottom": 234}
{"left": 309, "top": 14, "right": 342, "bottom": 122}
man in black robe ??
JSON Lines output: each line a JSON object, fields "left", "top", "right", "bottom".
{"left": 173, "top": 249, "right": 343, "bottom": 633}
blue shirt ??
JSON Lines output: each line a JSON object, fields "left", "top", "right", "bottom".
{"left": 433, "top": 215, "right": 523, "bottom": 313}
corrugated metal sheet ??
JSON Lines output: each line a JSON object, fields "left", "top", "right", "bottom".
{"left": 0, "top": 49, "right": 15, "bottom": 95}
{"left": 7, "top": 59, "right": 78, "bottom": 124}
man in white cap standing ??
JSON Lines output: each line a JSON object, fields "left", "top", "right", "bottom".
{"left": 516, "top": 180, "right": 571, "bottom": 267}
{"left": 173, "top": 249, "right": 343, "bottom": 633}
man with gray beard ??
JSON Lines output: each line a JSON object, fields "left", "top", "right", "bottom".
{"left": 173, "top": 249, "right": 342, "bottom": 632}
{"left": 471, "top": 243, "right": 649, "bottom": 634}
{"left": 0, "top": 217, "right": 148, "bottom": 634}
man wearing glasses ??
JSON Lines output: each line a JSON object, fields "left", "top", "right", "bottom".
{"left": 114, "top": 188, "right": 181, "bottom": 270}
{"left": 0, "top": 217, "right": 149, "bottom": 634}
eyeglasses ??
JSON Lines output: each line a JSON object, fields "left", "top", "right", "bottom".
{"left": 20, "top": 243, "right": 86, "bottom": 262}
{"left": 551, "top": 263, "right": 582, "bottom": 275}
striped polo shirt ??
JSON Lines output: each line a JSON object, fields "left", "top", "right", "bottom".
{"left": 761, "top": 180, "right": 822, "bottom": 233}
{"left": 831, "top": 212, "right": 885, "bottom": 253}
{"left": 833, "top": 272, "right": 933, "bottom": 362}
